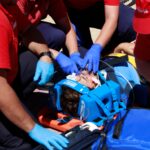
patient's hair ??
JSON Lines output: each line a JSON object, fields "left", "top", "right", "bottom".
{"left": 60, "top": 86, "right": 80, "bottom": 117}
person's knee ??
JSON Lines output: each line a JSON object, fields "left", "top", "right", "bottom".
{"left": 36, "top": 22, "right": 66, "bottom": 50}
{"left": 0, "top": 120, "right": 33, "bottom": 150}
{"left": 50, "top": 29, "right": 66, "bottom": 50}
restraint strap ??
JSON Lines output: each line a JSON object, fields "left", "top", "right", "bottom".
{"left": 113, "top": 109, "right": 130, "bottom": 139}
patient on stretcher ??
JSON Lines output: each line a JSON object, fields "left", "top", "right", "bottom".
{"left": 38, "top": 56, "right": 144, "bottom": 130}
{"left": 60, "top": 58, "right": 142, "bottom": 117}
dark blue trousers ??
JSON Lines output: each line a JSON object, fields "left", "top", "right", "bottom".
{"left": 0, "top": 115, "right": 45, "bottom": 150}
{"left": 68, "top": 3, "right": 136, "bottom": 54}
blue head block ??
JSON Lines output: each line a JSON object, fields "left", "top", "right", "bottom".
{"left": 54, "top": 79, "right": 90, "bottom": 111}
{"left": 78, "top": 80, "right": 122, "bottom": 125}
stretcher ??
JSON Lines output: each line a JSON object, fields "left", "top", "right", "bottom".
{"left": 38, "top": 55, "right": 140, "bottom": 132}
{"left": 38, "top": 107, "right": 83, "bottom": 132}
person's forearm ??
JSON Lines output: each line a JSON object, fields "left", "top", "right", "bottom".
{"left": 54, "top": 15, "right": 79, "bottom": 55}
{"left": 28, "top": 42, "right": 50, "bottom": 55}
{"left": 65, "top": 24, "right": 79, "bottom": 55}
{"left": 22, "top": 27, "right": 52, "bottom": 55}
{"left": 0, "top": 76, "right": 35, "bottom": 133}
{"left": 95, "top": 5, "right": 119, "bottom": 47}
{"left": 22, "top": 27, "right": 54, "bottom": 63}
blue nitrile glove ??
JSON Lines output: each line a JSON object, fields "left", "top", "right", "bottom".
{"left": 70, "top": 52, "right": 83, "bottom": 69}
{"left": 34, "top": 60, "right": 54, "bottom": 85}
{"left": 55, "top": 52, "right": 78, "bottom": 74}
{"left": 82, "top": 44, "right": 103, "bottom": 73}
{"left": 28, "top": 124, "right": 69, "bottom": 150}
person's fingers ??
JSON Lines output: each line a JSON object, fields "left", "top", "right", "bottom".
{"left": 44, "top": 142, "right": 55, "bottom": 150}
{"left": 88, "top": 59, "right": 93, "bottom": 72}
{"left": 55, "top": 136, "right": 69, "bottom": 148}
{"left": 71, "top": 64, "right": 79, "bottom": 74}
{"left": 114, "top": 47, "right": 122, "bottom": 53}
{"left": 77, "top": 58, "right": 84, "bottom": 68}
{"left": 38, "top": 72, "right": 47, "bottom": 85}
{"left": 93, "top": 60, "right": 99, "bottom": 73}
{"left": 57, "top": 135, "right": 69, "bottom": 145}
{"left": 48, "top": 140, "right": 63, "bottom": 150}
{"left": 33, "top": 67, "right": 41, "bottom": 82}
{"left": 82, "top": 57, "right": 88, "bottom": 69}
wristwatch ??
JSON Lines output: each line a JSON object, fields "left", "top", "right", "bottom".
{"left": 39, "top": 51, "right": 53, "bottom": 59}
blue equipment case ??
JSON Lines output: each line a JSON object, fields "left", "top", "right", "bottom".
{"left": 78, "top": 80, "right": 125, "bottom": 126}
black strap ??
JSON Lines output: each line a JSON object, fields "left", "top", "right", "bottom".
{"left": 100, "top": 55, "right": 128, "bottom": 70}
{"left": 113, "top": 110, "right": 130, "bottom": 139}
{"left": 98, "top": 109, "right": 130, "bottom": 150}
{"left": 98, "top": 119, "right": 115, "bottom": 150}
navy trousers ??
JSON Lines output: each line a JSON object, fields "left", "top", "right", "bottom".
{"left": 68, "top": 3, "right": 136, "bottom": 54}
{"left": 0, "top": 22, "right": 65, "bottom": 150}
{"left": 0, "top": 114, "right": 45, "bottom": 150}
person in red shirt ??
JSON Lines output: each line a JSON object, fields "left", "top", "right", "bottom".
{"left": 0, "top": 1, "right": 70, "bottom": 150}
{"left": 133, "top": 0, "right": 150, "bottom": 83}
{"left": 15, "top": 0, "right": 83, "bottom": 81}
{"left": 63, "top": 0, "right": 136, "bottom": 73}
{"left": 9, "top": 0, "right": 85, "bottom": 97}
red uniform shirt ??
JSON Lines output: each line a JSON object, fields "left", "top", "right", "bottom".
{"left": 134, "top": 34, "right": 150, "bottom": 61}
{"left": 65, "top": 0, "right": 119, "bottom": 10}
{"left": 0, "top": 5, "right": 18, "bottom": 84}
{"left": 16, "top": 0, "right": 67, "bottom": 33}
{"left": 133, "top": 0, "right": 150, "bottom": 34}
{"left": 133, "top": 0, "right": 150, "bottom": 61}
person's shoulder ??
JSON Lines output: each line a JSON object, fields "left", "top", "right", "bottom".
{"left": 0, "top": 7, "right": 7, "bottom": 20}
{"left": 0, "top": 7, "right": 11, "bottom": 29}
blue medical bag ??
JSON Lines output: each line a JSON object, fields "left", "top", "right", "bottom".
{"left": 92, "top": 108, "right": 150, "bottom": 150}
{"left": 78, "top": 80, "right": 125, "bottom": 126}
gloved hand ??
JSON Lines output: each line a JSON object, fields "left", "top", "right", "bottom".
{"left": 28, "top": 124, "right": 69, "bottom": 150}
{"left": 34, "top": 60, "right": 54, "bottom": 85}
{"left": 55, "top": 52, "right": 78, "bottom": 74}
{"left": 82, "top": 44, "right": 103, "bottom": 73}
{"left": 70, "top": 52, "right": 83, "bottom": 69}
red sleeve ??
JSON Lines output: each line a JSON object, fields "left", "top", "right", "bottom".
{"left": 104, "top": 0, "right": 119, "bottom": 6}
{"left": 134, "top": 34, "right": 150, "bottom": 61}
{"left": 0, "top": 11, "right": 11, "bottom": 70}
{"left": 47, "top": 0, "right": 67, "bottom": 21}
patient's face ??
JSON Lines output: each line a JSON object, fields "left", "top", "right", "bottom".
{"left": 75, "top": 70, "right": 99, "bottom": 89}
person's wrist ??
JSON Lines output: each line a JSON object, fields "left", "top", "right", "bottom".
{"left": 49, "top": 49, "right": 60, "bottom": 59}
{"left": 24, "top": 121, "right": 36, "bottom": 133}
{"left": 55, "top": 51, "right": 63, "bottom": 61}
{"left": 39, "top": 51, "right": 53, "bottom": 59}
{"left": 93, "top": 43, "right": 103, "bottom": 48}
{"left": 39, "top": 55, "right": 53, "bottom": 63}
{"left": 69, "top": 50, "right": 79, "bottom": 56}
{"left": 70, "top": 51, "right": 80, "bottom": 57}
{"left": 91, "top": 43, "right": 103, "bottom": 53}
{"left": 28, "top": 123, "right": 40, "bottom": 135}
